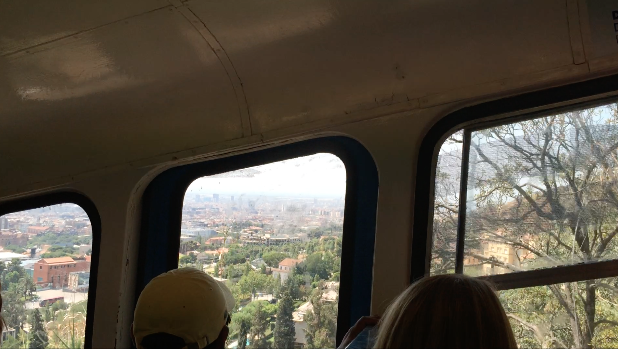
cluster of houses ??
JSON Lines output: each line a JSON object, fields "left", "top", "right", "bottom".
{"left": 0, "top": 226, "right": 93, "bottom": 291}
{"left": 291, "top": 281, "right": 339, "bottom": 348}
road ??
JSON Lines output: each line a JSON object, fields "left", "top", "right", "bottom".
{"left": 26, "top": 289, "right": 88, "bottom": 309}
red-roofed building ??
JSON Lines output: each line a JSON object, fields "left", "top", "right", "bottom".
{"left": 0, "top": 231, "right": 28, "bottom": 247}
{"left": 278, "top": 258, "right": 300, "bottom": 271}
{"left": 272, "top": 258, "right": 302, "bottom": 284}
{"left": 205, "top": 237, "right": 228, "bottom": 246}
{"left": 34, "top": 257, "right": 90, "bottom": 288}
{"left": 27, "top": 226, "right": 49, "bottom": 235}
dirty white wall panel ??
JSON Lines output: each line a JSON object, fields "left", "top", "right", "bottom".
{"left": 584, "top": 0, "right": 618, "bottom": 60}
{"left": 0, "top": 0, "right": 591, "bottom": 190}
{"left": 70, "top": 170, "right": 151, "bottom": 349}
{"left": 0, "top": 8, "right": 242, "bottom": 188}
{"left": 580, "top": 0, "right": 618, "bottom": 72}
{"left": 188, "top": 0, "right": 574, "bottom": 133}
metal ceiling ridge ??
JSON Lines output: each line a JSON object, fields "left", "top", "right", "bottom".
{"left": 0, "top": 4, "right": 173, "bottom": 58}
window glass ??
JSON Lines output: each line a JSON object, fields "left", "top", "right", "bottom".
{"left": 181, "top": 153, "right": 346, "bottom": 349}
{"left": 430, "top": 102, "right": 618, "bottom": 348}
{"left": 431, "top": 130, "right": 463, "bottom": 274}
{"left": 0, "top": 204, "right": 92, "bottom": 348}
{"left": 500, "top": 277, "right": 618, "bottom": 348}
{"left": 464, "top": 104, "right": 618, "bottom": 276}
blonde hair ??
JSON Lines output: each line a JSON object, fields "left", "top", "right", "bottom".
{"left": 373, "top": 274, "right": 517, "bottom": 349}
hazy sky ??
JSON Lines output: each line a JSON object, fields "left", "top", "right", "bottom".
{"left": 439, "top": 105, "right": 615, "bottom": 154}
{"left": 185, "top": 153, "right": 346, "bottom": 198}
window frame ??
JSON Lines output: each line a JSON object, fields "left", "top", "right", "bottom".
{"left": 0, "top": 192, "right": 101, "bottom": 349}
{"left": 137, "top": 136, "right": 379, "bottom": 345}
{"left": 412, "top": 74, "right": 618, "bottom": 290}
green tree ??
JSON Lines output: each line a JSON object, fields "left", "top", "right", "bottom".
{"left": 2, "top": 336, "right": 23, "bottom": 349}
{"left": 3, "top": 283, "right": 26, "bottom": 330}
{"left": 237, "top": 271, "right": 274, "bottom": 301}
{"left": 225, "top": 251, "right": 248, "bottom": 265}
{"left": 232, "top": 311, "right": 252, "bottom": 349}
{"left": 41, "top": 246, "right": 77, "bottom": 258}
{"left": 29, "top": 308, "right": 48, "bottom": 349}
{"left": 432, "top": 106, "right": 618, "bottom": 348}
{"left": 308, "top": 228, "right": 324, "bottom": 239}
{"left": 2, "top": 329, "right": 28, "bottom": 349}
{"left": 250, "top": 302, "right": 270, "bottom": 349}
{"left": 27, "top": 233, "right": 91, "bottom": 249}
{"left": 179, "top": 252, "right": 197, "bottom": 266}
{"left": 18, "top": 276, "right": 36, "bottom": 302}
{"left": 43, "top": 306, "right": 52, "bottom": 322}
{"left": 305, "top": 288, "right": 337, "bottom": 349}
{"left": 274, "top": 291, "right": 295, "bottom": 349}
{"left": 4, "top": 270, "right": 21, "bottom": 287}
{"left": 180, "top": 240, "right": 199, "bottom": 254}
{"left": 263, "top": 252, "right": 287, "bottom": 268}
{"left": 305, "top": 253, "right": 329, "bottom": 280}
{"left": 2, "top": 258, "right": 31, "bottom": 294}
{"left": 227, "top": 264, "right": 243, "bottom": 280}
{"left": 294, "top": 263, "right": 305, "bottom": 276}
{"left": 3, "top": 245, "right": 26, "bottom": 254}
{"left": 280, "top": 269, "right": 303, "bottom": 301}
{"left": 244, "top": 262, "right": 252, "bottom": 276}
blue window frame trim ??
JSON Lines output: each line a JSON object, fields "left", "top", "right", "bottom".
{"left": 137, "top": 136, "right": 379, "bottom": 345}
{"left": 0, "top": 192, "right": 101, "bottom": 349}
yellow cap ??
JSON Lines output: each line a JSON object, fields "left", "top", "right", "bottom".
{"left": 133, "top": 268, "right": 235, "bottom": 349}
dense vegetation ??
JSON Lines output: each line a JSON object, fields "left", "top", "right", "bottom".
{"left": 41, "top": 246, "right": 78, "bottom": 258}
{"left": 181, "top": 231, "right": 343, "bottom": 348}
{"left": 433, "top": 105, "right": 618, "bottom": 348}
{"left": 0, "top": 258, "right": 86, "bottom": 348}
{"left": 28, "top": 233, "right": 91, "bottom": 249}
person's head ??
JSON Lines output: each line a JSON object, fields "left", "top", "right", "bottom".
{"left": 373, "top": 274, "right": 517, "bottom": 349}
{"left": 132, "top": 268, "right": 235, "bottom": 349}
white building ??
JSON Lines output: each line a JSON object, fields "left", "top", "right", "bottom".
{"left": 0, "top": 251, "right": 27, "bottom": 262}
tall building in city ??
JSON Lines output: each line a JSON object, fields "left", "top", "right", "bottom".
{"left": 0, "top": 218, "right": 8, "bottom": 230}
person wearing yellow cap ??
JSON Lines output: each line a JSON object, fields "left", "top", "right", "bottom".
{"left": 132, "top": 268, "right": 236, "bottom": 349}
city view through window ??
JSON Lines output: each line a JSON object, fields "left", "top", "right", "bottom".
{"left": 0, "top": 204, "right": 92, "bottom": 348}
{"left": 180, "top": 153, "right": 346, "bottom": 349}
{"left": 432, "top": 103, "right": 618, "bottom": 348}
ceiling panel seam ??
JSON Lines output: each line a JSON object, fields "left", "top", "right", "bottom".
{"left": 0, "top": 62, "right": 603, "bottom": 200}
{"left": 1, "top": 4, "right": 173, "bottom": 57}
{"left": 566, "top": 0, "right": 587, "bottom": 65}
{"left": 173, "top": 3, "right": 253, "bottom": 137}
